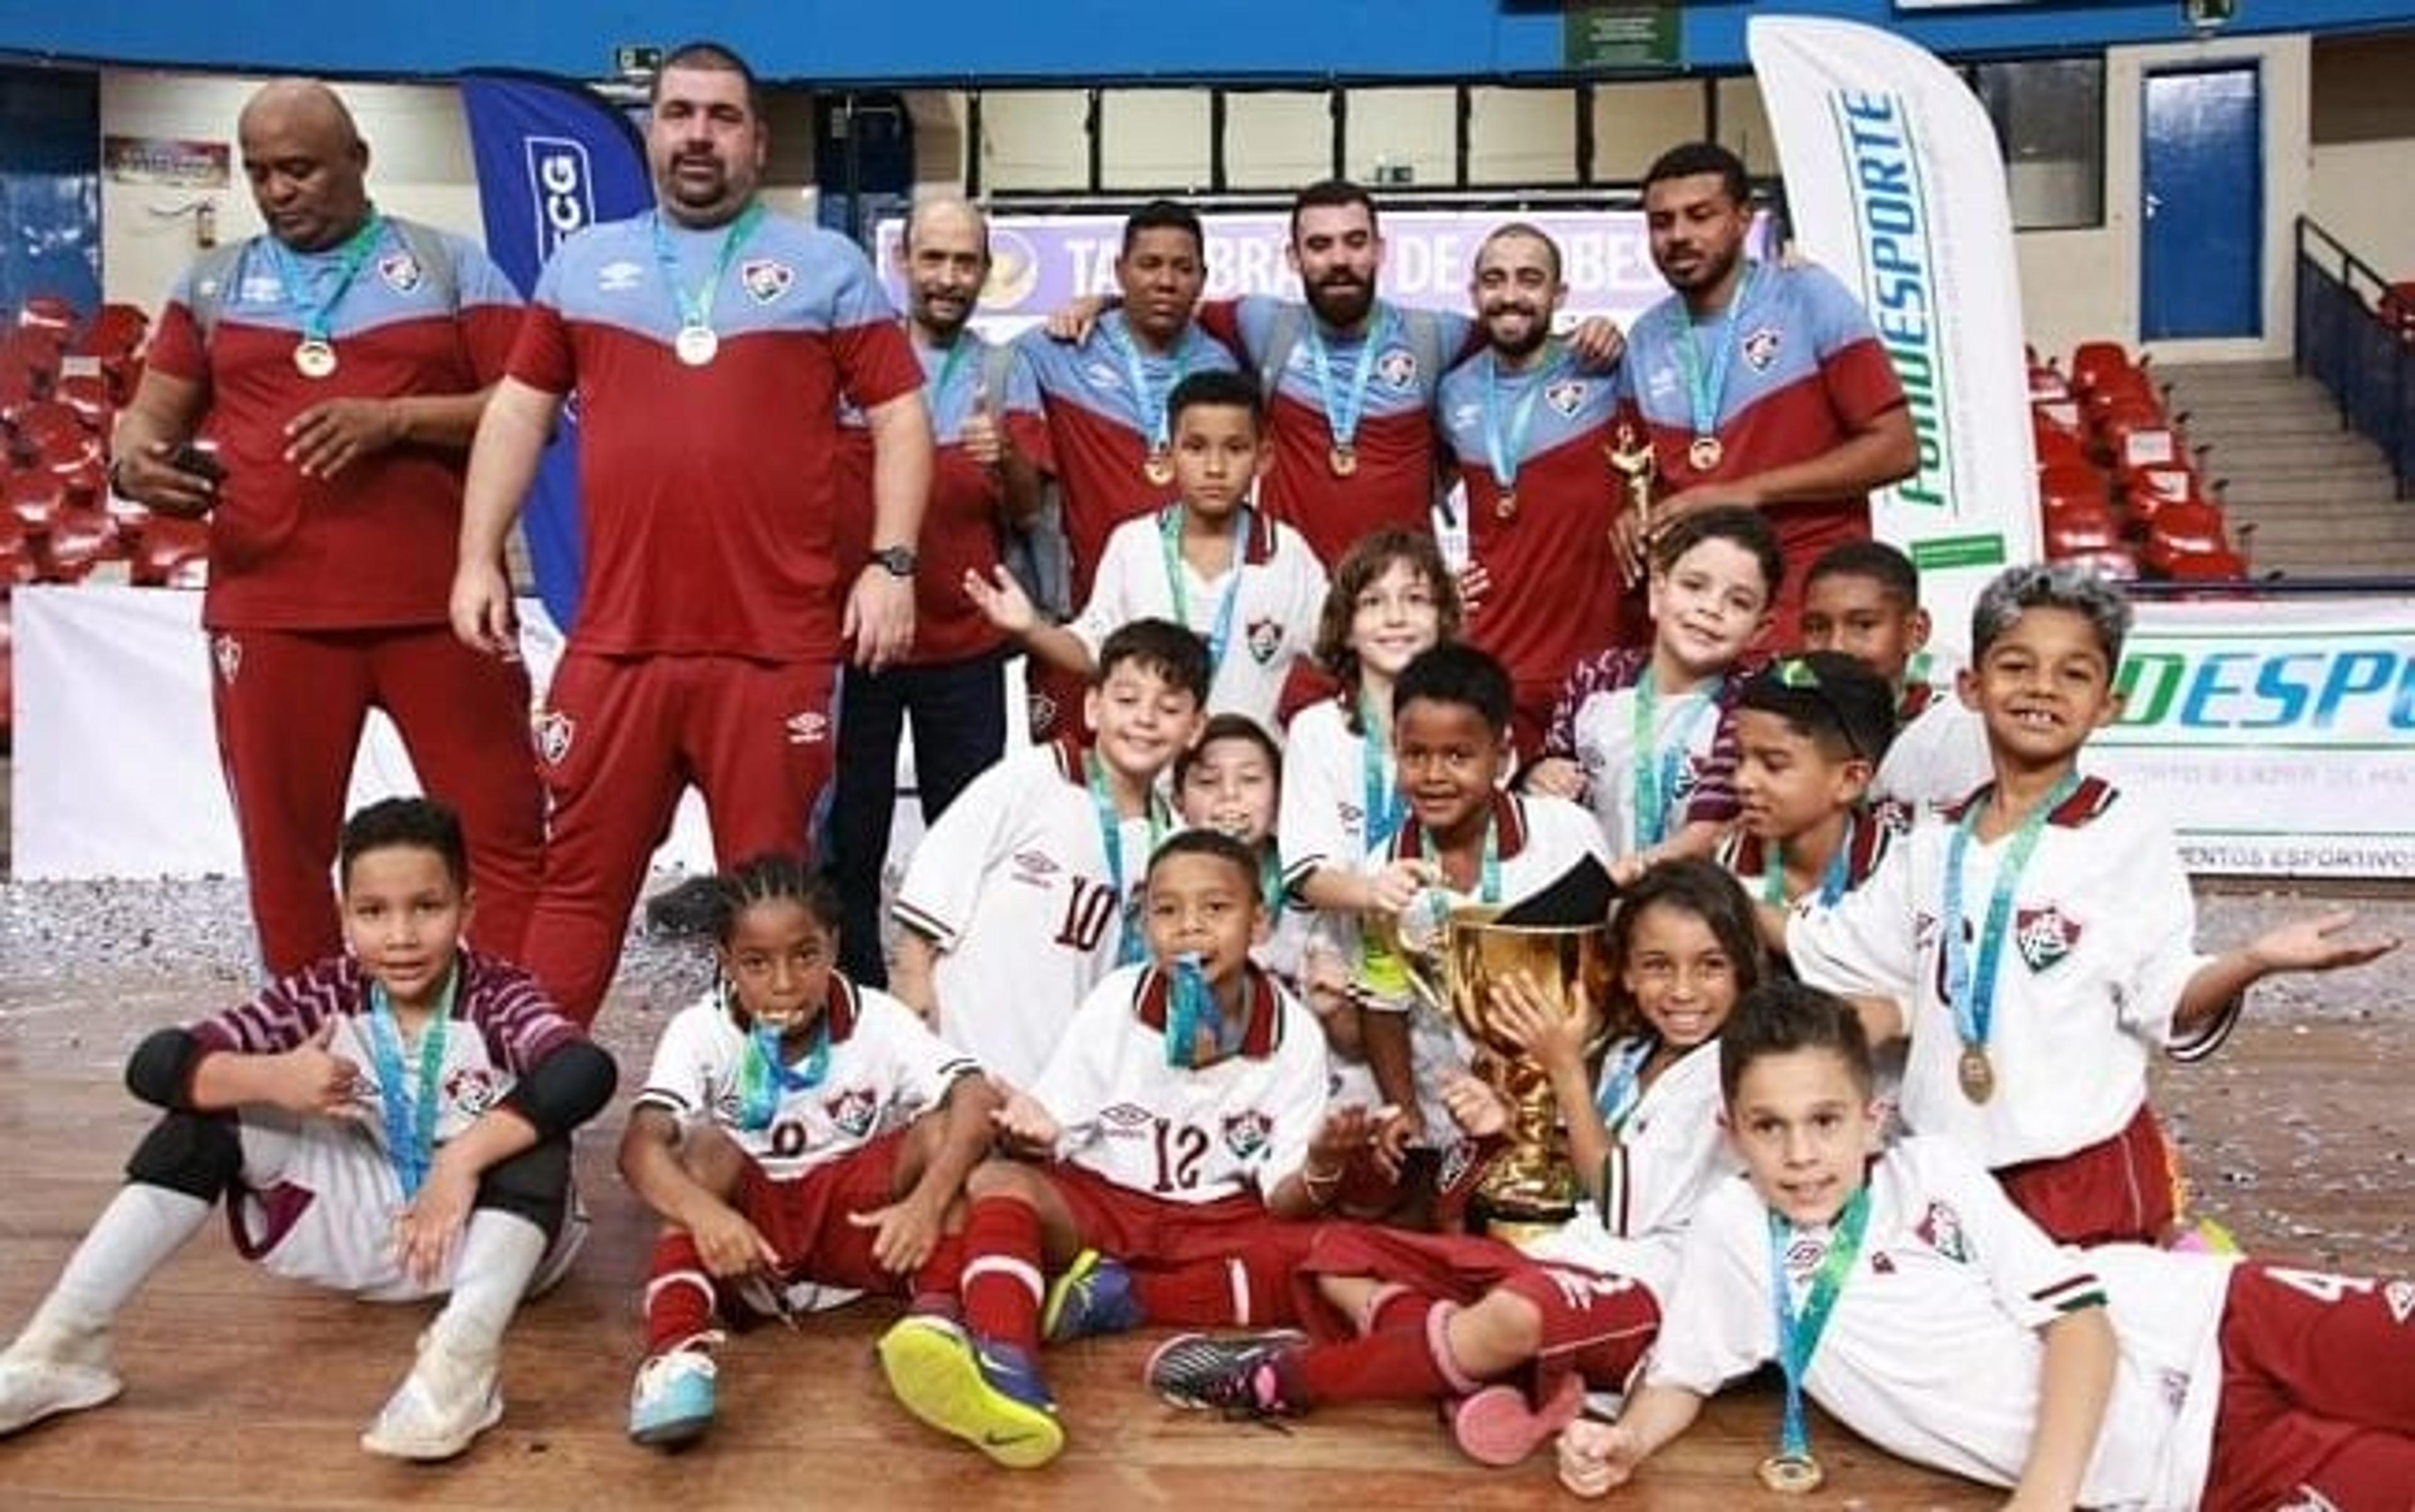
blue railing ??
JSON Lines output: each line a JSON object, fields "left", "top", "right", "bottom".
{"left": 2294, "top": 215, "right": 2412, "bottom": 501}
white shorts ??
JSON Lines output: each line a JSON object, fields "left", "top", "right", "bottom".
{"left": 227, "top": 1111, "right": 586, "bottom": 1302}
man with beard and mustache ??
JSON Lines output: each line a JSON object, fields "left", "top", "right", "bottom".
{"left": 452, "top": 40, "right": 933, "bottom": 1025}
{"left": 109, "top": 78, "right": 545, "bottom": 979}
{"left": 1435, "top": 224, "right": 1637, "bottom": 755}
{"left": 1616, "top": 142, "right": 1915, "bottom": 638}
{"left": 826, "top": 197, "right": 1050, "bottom": 988}
{"left": 1015, "top": 199, "right": 1236, "bottom": 735}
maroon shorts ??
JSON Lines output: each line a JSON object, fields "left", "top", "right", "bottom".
{"left": 1044, "top": 1162, "right": 1313, "bottom": 1272}
{"left": 735, "top": 1128, "right": 916, "bottom": 1298}
{"left": 2204, "top": 1260, "right": 2415, "bottom": 1511}
{"left": 1996, "top": 1101, "right": 2177, "bottom": 1248}
{"left": 1294, "top": 1221, "right": 1660, "bottom": 1392}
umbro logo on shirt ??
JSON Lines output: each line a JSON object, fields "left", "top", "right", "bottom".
{"left": 1099, "top": 1101, "right": 1154, "bottom": 1133}
{"left": 784, "top": 711, "right": 830, "bottom": 745}
{"left": 597, "top": 259, "right": 646, "bottom": 293}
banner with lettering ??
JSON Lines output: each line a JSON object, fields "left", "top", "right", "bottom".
{"left": 458, "top": 72, "right": 652, "bottom": 630}
{"left": 1747, "top": 16, "right": 2039, "bottom": 654}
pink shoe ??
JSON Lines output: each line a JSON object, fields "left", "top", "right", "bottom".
{"left": 1448, "top": 1370, "right": 1587, "bottom": 1467}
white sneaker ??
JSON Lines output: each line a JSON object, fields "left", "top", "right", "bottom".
{"left": 359, "top": 1331, "right": 502, "bottom": 1460}
{"left": 0, "top": 1347, "right": 122, "bottom": 1437}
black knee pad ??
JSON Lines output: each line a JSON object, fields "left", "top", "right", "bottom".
{"left": 124, "top": 1110, "right": 241, "bottom": 1201}
{"left": 474, "top": 1137, "right": 571, "bottom": 1239}
{"left": 125, "top": 1027, "right": 206, "bottom": 1111}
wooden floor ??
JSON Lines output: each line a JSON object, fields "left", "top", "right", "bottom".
{"left": 4, "top": 894, "right": 2409, "bottom": 1509}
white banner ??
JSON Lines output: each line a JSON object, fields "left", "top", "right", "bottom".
{"left": 1748, "top": 16, "right": 2041, "bottom": 656}
{"left": 2092, "top": 595, "right": 2415, "bottom": 879}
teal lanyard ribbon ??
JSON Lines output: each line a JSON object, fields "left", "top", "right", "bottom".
{"left": 1306, "top": 304, "right": 1392, "bottom": 450}
{"left": 922, "top": 330, "right": 977, "bottom": 431}
{"left": 1942, "top": 773, "right": 2082, "bottom": 1055}
{"left": 1158, "top": 504, "right": 1250, "bottom": 677}
{"left": 266, "top": 211, "right": 386, "bottom": 344}
{"left": 1768, "top": 1186, "right": 1872, "bottom": 1464}
{"left": 1631, "top": 673, "right": 1724, "bottom": 849}
{"left": 1359, "top": 689, "right": 1406, "bottom": 849}
{"left": 1164, "top": 953, "right": 1245, "bottom": 1069}
{"left": 1087, "top": 751, "right": 1170, "bottom": 966}
{"left": 364, "top": 960, "right": 458, "bottom": 1201}
{"left": 1758, "top": 818, "right": 1856, "bottom": 908}
{"left": 1102, "top": 314, "right": 1192, "bottom": 453}
{"left": 1671, "top": 262, "right": 1758, "bottom": 442}
{"left": 650, "top": 201, "right": 765, "bottom": 337}
{"left": 1481, "top": 343, "right": 1554, "bottom": 494}
{"left": 1592, "top": 1034, "right": 1659, "bottom": 1133}
{"left": 728, "top": 982, "right": 833, "bottom": 1133}
{"left": 1258, "top": 847, "right": 1287, "bottom": 918}
{"left": 1419, "top": 808, "right": 1502, "bottom": 905}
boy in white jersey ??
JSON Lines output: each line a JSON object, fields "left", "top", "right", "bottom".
{"left": 1716, "top": 651, "right": 1899, "bottom": 909}
{"left": 890, "top": 619, "right": 1210, "bottom": 1089}
{"left": 1799, "top": 539, "right": 1990, "bottom": 816}
{"left": 619, "top": 856, "right": 1001, "bottom": 1450}
{"left": 968, "top": 369, "right": 1328, "bottom": 731}
{"left": 1355, "top": 642, "right": 1610, "bottom": 1218}
{"left": 1785, "top": 564, "right": 2396, "bottom": 1246}
{"left": 1560, "top": 981, "right": 2415, "bottom": 1510}
{"left": 0, "top": 799, "right": 616, "bottom": 1460}
{"left": 1530, "top": 505, "right": 1778, "bottom": 882}
{"left": 875, "top": 830, "right": 1357, "bottom": 1470}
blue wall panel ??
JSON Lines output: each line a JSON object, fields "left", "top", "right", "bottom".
{"left": 3, "top": 1, "right": 2412, "bottom": 83}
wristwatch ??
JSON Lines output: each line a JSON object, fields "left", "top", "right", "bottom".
{"left": 870, "top": 545, "right": 918, "bottom": 578}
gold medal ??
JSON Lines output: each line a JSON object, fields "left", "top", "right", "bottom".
{"left": 1687, "top": 434, "right": 1723, "bottom": 472}
{"left": 1143, "top": 448, "right": 1175, "bottom": 486}
{"left": 1328, "top": 443, "right": 1358, "bottom": 477}
{"left": 292, "top": 338, "right": 338, "bottom": 379}
{"left": 1494, "top": 488, "right": 1517, "bottom": 521}
{"left": 1757, "top": 1452, "right": 1824, "bottom": 1495}
{"left": 1958, "top": 1043, "right": 1996, "bottom": 1104}
{"left": 674, "top": 325, "right": 720, "bottom": 367}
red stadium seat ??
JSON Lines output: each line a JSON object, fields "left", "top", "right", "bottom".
{"left": 2069, "top": 340, "right": 2145, "bottom": 396}
{"left": 126, "top": 513, "right": 210, "bottom": 587}
{"left": 72, "top": 302, "right": 150, "bottom": 360}
{"left": 4, "top": 468, "right": 64, "bottom": 531}
{"left": 17, "top": 296, "right": 75, "bottom": 336}
{"left": 54, "top": 373, "right": 110, "bottom": 431}
{"left": 30, "top": 504, "right": 118, "bottom": 582}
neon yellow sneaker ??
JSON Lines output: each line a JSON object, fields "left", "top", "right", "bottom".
{"left": 875, "top": 1315, "right": 1064, "bottom": 1469}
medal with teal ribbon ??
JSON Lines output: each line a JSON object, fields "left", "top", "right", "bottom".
{"left": 1307, "top": 304, "right": 1392, "bottom": 475}
{"left": 364, "top": 960, "right": 458, "bottom": 1201}
{"left": 1158, "top": 503, "right": 1250, "bottom": 681}
{"left": 1941, "top": 772, "right": 2082, "bottom": 1105}
{"left": 1670, "top": 261, "right": 1758, "bottom": 472}
{"left": 1087, "top": 751, "right": 1169, "bottom": 966}
{"left": 1760, "top": 1186, "right": 1871, "bottom": 1494}
{"left": 651, "top": 201, "right": 765, "bottom": 367}
{"left": 1630, "top": 673, "right": 1724, "bottom": 852}
{"left": 267, "top": 211, "right": 387, "bottom": 379}
{"left": 1480, "top": 343, "right": 1553, "bottom": 521}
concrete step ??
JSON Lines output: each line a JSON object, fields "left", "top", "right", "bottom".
{"left": 2197, "top": 435, "right": 2385, "bottom": 470}
{"left": 2175, "top": 400, "right": 2346, "bottom": 428}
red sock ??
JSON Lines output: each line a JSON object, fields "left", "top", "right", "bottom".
{"left": 1295, "top": 1301, "right": 1478, "bottom": 1406}
{"left": 958, "top": 1196, "right": 1046, "bottom": 1354}
{"left": 643, "top": 1231, "right": 719, "bottom": 1355}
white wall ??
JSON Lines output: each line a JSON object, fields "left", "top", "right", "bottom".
{"left": 2306, "top": 33, "right": 2415, "bottom": 276}
{"left": 101, "top": 71, "right": 484, "bottom": 311}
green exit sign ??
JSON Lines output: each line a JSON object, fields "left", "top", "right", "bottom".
{"left": 613, "top": 45, "right": 663, "bottom": 77}
{"left": 1565, "top": 3, "right": 1682, "bottom": 71}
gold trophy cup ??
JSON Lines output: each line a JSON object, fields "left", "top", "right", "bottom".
{"left": 1405, "top": 906, "right": 1614, "bottom": 1239}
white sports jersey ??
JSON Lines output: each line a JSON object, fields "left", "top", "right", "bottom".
{"left": 1067, "top": 505, "right": 1328, "bottom": 730}
{"left": 1524, "top": 1036, "right": 1741, "bottom": 1302}
{"left": 633, "top": 977, "right": 979, "bottom": 1182}
{"left": 1279, "top": 695, "right": 1389, "bottom": 889}
{"left": 1549, "top": 649, "right": 1745, "bottom": 859}
{"left": 894, "top": 737, "right": 1169, "bottom": 1089}
{"left": 1648, "top": 1137, "right": 2231, "bottom": 1509}
{"left": 1787, "top": 774, "right": 2205, "bottom": 1167}
{"left": 1873, "top": 680, "right": 1992, "bottom": 818}
{"left": 1035, "top": 962, "right": 1331, "bottom": 1204}
{"left": 1362, "top": 792, "right": 1612, "bottom": 1143}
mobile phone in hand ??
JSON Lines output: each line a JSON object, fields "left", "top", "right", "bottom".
{"left": 169, "top": 442, "right": 226, "bottom": 484}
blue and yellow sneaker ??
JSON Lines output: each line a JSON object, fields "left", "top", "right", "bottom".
{"left": 1041, "top": 1250, "right": 1145, "bottom": 1344}
{"left": 875, "top": 1315, "right": 1064, "bottom": 1469}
